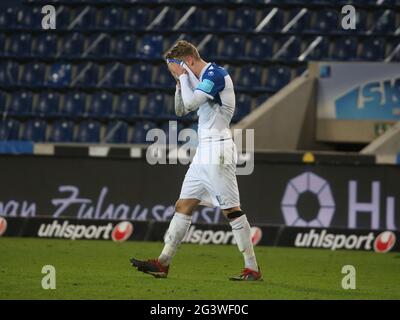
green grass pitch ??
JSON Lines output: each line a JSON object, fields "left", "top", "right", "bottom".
{"left": 0, "top": 237, "right": 399, "bottom": 300}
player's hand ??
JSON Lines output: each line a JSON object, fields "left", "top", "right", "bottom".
{"left": 167, "top": 62, "right": 187, "bottom": 78}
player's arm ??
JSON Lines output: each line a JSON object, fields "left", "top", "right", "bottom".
{"left": 178, "top": 74, "right": 209, "bottom": 112}
{"left": 174, "top": 84, "right": 187, "bottom": 117}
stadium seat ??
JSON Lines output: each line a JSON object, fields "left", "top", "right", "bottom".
{"left": 372, "top": 10, "right": 397, "bottom": 33}
{"left": 124, "top": 7, "right": 149, "bottom": 30}
{"left": 310, "top": 9, "right": 339, "bottom": 33}
{"left": 74, "top": 63, "right": 100, "bottom": 87}
{"left": 230, "top": 8, "right": 256, "bottom": 31}
{"left": 112, "top": 34, "right": 137, "bottom": 58}
{"left": 276, "top": 37, "right": 301, "bottom": 60}
{"left": 220, "top": 35, "right": 246, "bottom": 59}
{"left": 22, "top": 119, "right": 47, "bottom": 142}
{"left": 15, "top": 7, "right": 40, "bottom": 30}
{"left": 86, "top": 34, "right": 111, "bottom": 57}
{"left": 306, "top": 38, "right": 330, "bottom": 61}
{"left": 100, "top": 63, "right": 126, "bottom": 87}
{"left": 62, "top": 92, "right": 86, "bottom": 117}
{"left": 48, "top": 63, "right": 72, "bottom": 87}
{"left": 0, "top": 34, "right": 5, "bottom": 55}
{"left": 247, "top": 36, "right": 274, "bottom": 60}
{"left": 331, "top": 37, "right": 358, "bottom": 61}
{"left": 6, "top": 34, "right": 32, "bottom": 57}
{"left": 153, "top": 64, "right": 175, "bottom": 89}
{"left": 201, "top": 8, "right": 228, "bottom": 31}
{"left": 114, "top": 93, "right": 141, "bottom": 118}
{"left": 233, "top": 94, "right": 252, "bottom": 122}
{"left": 104, "top": 121, "right": 129, "bottom": 144}
{"left": 131, "top": 121, "right": 157, "bottom": 144}
{"left": 144, "top": 93, "right": 165, "bottom": 117}
{"left": 256, "top": 94, "right": 270, "bottom": 106}
{"left": 61, "top": 33, "right": 85, "bottom": 57}
{"left": 128, "top": 64, "right": 151, "bottom": 87}
{"left": 72, "top": 7, "right": 96, "bottom": 29}
{"left": 198, "top": 36, "right": 219, "bottom": 60}
{"left": 32, "top": 34, "right": 58, "bottom": 58}
{"left": 0, "top": 119, "right": 20, "bottom": 140}
{"left": 49, "top": 120, "right": 74, "bottom": 143}
{"left": 0, "top": 62, "right": 19, "bottom": 86}
{"left": 0, "top": 7, "right": 15, "bottom": 29}
{"left": 151, "top": 7, "right": 176, "bottom": 30}
{"left": 286, "top": 9, "right": 311, "bottom": 32}
{"left": 237, "top": 66, "right": 263, "bottom": 89}
{"left": 266, "top": 66, "right": 292, "bottom": 91}
{"left": 360, "top": 38, "right": 386, "bottom": 61}
{"left": 88, "top": 92, "right": 113, "bottom": 118}
{"left": 139, "top": 34, "right": 164, "bottom": 58}
{"left": 20, "top": 63, "right": 46, "bottom": 86}
{"left": 257, "top": 8, "right": 284, "bottom": 32}
{"left": 97, "top": 8, "right": 123, "bottom": 29}
{"left": 8, "top": 91, "right": 33, "bottom": 116}
{"left": 35, "top": 92, "right": 61, "bottom": 117}
{"left": 56, "top": 7, "right": 72, "bottom": 29}
{"left": 76, "top": 120, "right": 101, "bottom": 143}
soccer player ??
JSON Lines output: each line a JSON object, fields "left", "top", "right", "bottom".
{"left": 130, "top": 41, "right": 261, "bottom": 281}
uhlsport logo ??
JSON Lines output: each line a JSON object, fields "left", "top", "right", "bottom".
{"left": 294, "top": 228, "right": 396, "bottom": 253}
{"left": 181, "top": 226, "right": 262, "bottom": 246}
{"left": 111, "top": 221, "right": 133, "bottom": 242}
{"left": 37, "top": 220, "right": 133, "bottom": 242}
{"left": 374, "top": 231, "right": 396, "bottom": 253}
{"left": 0, "top": 217, "right": 7, "bottom": 236}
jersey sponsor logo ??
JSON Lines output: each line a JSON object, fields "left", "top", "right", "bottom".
{"left": 111, "top": 221, "right": 133, "bottom": 242}
{"left": 197, "top": 79, "right": 215, "bottom": 93}
{"left": 374, "top": 231, "right": 396, "bottom": 253}
{"left": 208, "top": 71, "right": 214, "bottom": 77}
{"left": 0, "top": 217, "right": 7, "bottom": 236}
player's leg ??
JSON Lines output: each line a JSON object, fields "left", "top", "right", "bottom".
{"left": 158, "top": 198, "right": 200, "bottom": 266}
{"left": 222, "top": 207, "right": 261, "bottom": 281}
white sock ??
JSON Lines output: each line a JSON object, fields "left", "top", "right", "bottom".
{"left": 230, "top": 214, "right": 259, "bottom": 272}
{"left": 158, "top": 212, "right": 192, "bottom": 266}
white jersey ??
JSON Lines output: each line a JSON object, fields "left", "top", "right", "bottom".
{"left": 194, "top": 62, "right": 235, "bottom": 141}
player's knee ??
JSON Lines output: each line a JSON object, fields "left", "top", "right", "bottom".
{"left": 175, "top": 199, "right": 196, "bottom": 215}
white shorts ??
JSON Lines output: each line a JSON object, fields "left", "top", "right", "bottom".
{"left": 179, "top": 138, "right": 240, "bottom": 209}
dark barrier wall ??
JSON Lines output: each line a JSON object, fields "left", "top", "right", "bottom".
{"left": 0, "top": 155, "right": 399, "bottom": 231}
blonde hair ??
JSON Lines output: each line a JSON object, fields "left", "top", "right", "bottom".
{"left": 165, "top": 40, "right": 201, "bottom": 61}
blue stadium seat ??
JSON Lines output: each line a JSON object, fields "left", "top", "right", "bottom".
{"left": 20, "top": 63, "right": 46, "bottom": 86}
{"left": 0, "top": 119, "right": 20, "bottom": 140}
{"left": 331, "top": 37, "right": 358, "bottom": 61}
{"left": 74, "top": 63, "right": 100, "bottom": 87}
{"left": 104, "top": 121, "right": 129, "bottom": 144}
{"left": 310, "top": 9, "right": 339, "bottom": 33}
{"left": 266, "top": 66, "right": 291, "bottom": 91}
{"left": 144, "top": 93, "right": 165, "bottom": 116}
{"left": 61, "top": 33, "right": 85, "bottom": 57}
{"left": 201, "top": 8, "right": 228, "bottom": 31}
{"left": 86, "top": 34, "right": 111, "bottom": 57}
{"left": 372, "top": 10, "right": 397, "bottom": 33}
{"left": 248, "top": 36, "right": 273, "bottom": 60}
{"left": 132, "top": 121, "right": 157, "bottom": 144}
{"left": 97, "top": 8, "right": 123, "bottom": 29}
{"left": 49, "top": 120, "right": 74, "bottom": 143}
{"left": 22, "top": 119, "right": 47, "bottom": 142}
{"left": 6, "top": 34, "right": 32, "bottom": 57}
{"left": 89, "top": 92, "right": 113, "bottom": 117}
{"left": 256, "top": 94, "right": 270, "bottom": 106}
{"left": 233, "top": 94, "right": 252, "bottom": 122}
{"left": 113, "top": 34, "right": 137, "bottom": 58}
{"left": 128, "top": 64, "right": 151, "bottom": 87}
{"left": 287, "top": 9, "right": 311, "bottom": 32}
{"left": 35, "top": 92, "right": 60, "bottom": 117}
{"left": 0, "top": 62, "right": 19, "bottom": 86}
{"left": 48, "top": 63, "right": 72, "bottom": 87}
{"left": 276, "top": 37, "right": 301, "bottom": 60}
{"left": 230, "top": 8, "right": 256, "bottom": 31}
{"left": 198, "top": 36, "right": 219, "bottom": 60}
{"left": 76, "top": 121, "right": 101, "bottom": 143}
{"left": 306, "top": 38, "right": 330, "bottom": 60}
{"left": 124, "top": 7, "right": 149, "bottom": 30}
{"left": 151, "top": 7, "right": 176, "bottom": 30}
{"left": 62, "top": 92, "right": 86, "bottom": 117}
{"left": 237, "top": 66, "right": 262, "bottom": 89}
{"left": 220, "top": 35, "right": 246, "bottom": 59}
{"left": 73, "top": 7, "right": 96, "bottom": 29}
{"left": 115, "top": 93, "right": 140, "bottom": 118}
{"left": 100, "top": 63, "right": 126, "bottom": 87}
{"left": 360, "top": 38, "right": 386, "bottom": 61}
{"left": 139, "top": 34, "right": 164, "bottom": 58}
{"left": 0, "top": 8, "right": 16, "bottom": 29}
{"left": 177, "top": 9, "right": 202, "bottom": 31}
{"left": 8, "top": 91, "right": 33, "bottom": 116}
{"left": 33, "top": 34, "right": 58, "bottom": 57}
{"left": 258, "top": 8, "right": 284, "bottom": 32}
{"left": 56, "top": 7, "right": 72, "bottom": 29}
{"left": 153, "top": 64, "right": 175, "bottom": 89}
{"left": 0, "top": 34, "right": 5, "bottom": 55}
{"left": 15, "top": 7, "right": 40, "bottom": 30}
